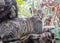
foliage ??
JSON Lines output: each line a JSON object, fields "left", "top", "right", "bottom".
{"left": 18, "top": 4, "right": 32, "bottom": 18}
{"left": 16, "top": 0, "right": 41, "bottom": 18}
{"left": 16, "top": 0, "right": 25, "bottom": 5}
{"left": 16, "top": 0, "right": 32, "bottom": 18}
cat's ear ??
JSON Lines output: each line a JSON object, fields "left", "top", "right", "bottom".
{"left": 32, "top": 8, "right": 37, "bottom": 15}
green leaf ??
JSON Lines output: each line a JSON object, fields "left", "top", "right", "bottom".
{"left": 16, "top": 0, "right": 25, "bottom": 5}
